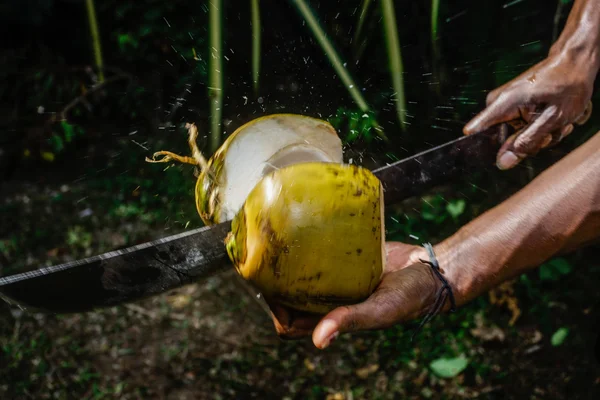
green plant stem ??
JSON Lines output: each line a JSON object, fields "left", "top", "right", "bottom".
{"left": 431, "top": 0, "right": 442, "bottom": 96}
{"left": 431, "top": 0, "right": 440, "bottom": 47}
{"left": 381, "top": 0, "right": 407, "bottom": 132}
{"left": 251, "top": 0, "right": 261, "bottom": 95}
{"left": 354, "top": 5, "right": 379, "bottom": 63}
{"left": 354, "top": 0, "right": 373, "bottom": 45}
{"left": 85, "top": 0, "right": 104, "bottom": 82}
{"left": 209, "top": 0, "right": 224, "bottom": 152}
{"left": 289, "top": 0, "right": 371, "bottom": 114}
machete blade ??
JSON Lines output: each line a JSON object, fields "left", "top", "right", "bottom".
{"left": 0, "top": 221, "right": 232, "bottom": 313}
{"left": 0, "top": 124, "right": 508, "bottom": 313}
{"left": 373, "top": 123, "right": 509, "bottom": 204}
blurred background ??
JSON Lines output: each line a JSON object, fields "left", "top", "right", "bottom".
{"left": 1, "top": 0, "right": 599, "bottom": 398}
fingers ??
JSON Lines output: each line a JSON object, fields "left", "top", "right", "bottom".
{"left": 267, "top": 243, "right": 424, "bottom": 341}
{"left": 384, "top": 242, "right": 426, "bottom": 273}
{"left": 496, "top": 106, "right": 561, "bottom": 170}
{"left": 512, "top": 105, "right": 559, "bottom": 153}
{"left": 485, "top": 85, "right": 504, "bottom": 106}
{"left": 463, "top": 90, "right": 524, "bottom": 135}
{"left": 267, "top": 301, "right": 323, "bottom": 340}
{"left": 312, "top": 264, "right": 439, "bottom": 349}
{"left": 544, "top": 123, "right": 574, "bottom": 149}
{"left": 574, "top": 100, "right": 593, "bottom": 125}
{"left": 312, "top": 295, "right": 392, "bottom": 349}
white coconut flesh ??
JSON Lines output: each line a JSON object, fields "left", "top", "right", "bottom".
{"left": 217, "top": 114, "right": 344, "bottom": 221}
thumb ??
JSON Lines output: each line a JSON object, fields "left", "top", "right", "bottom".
{"left": 312, "top": 293, "right": 397, "bottom": 349}
{"left": 311, "top": 263, "right": 444, "bottom": 349}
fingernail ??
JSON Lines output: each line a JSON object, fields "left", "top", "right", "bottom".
{"left": 314, "top": 319, "right": 338, "bottom": 349}
{"left": 561, "top": 124, "right": 574, "bottom": 137}
{"left": 541, "top": 134, "right": 553, "bottom": 148}
{"left": 463, "top": 121, "right": 475, "bottom": 134}
{"left": 497, "top": 151, "right": 520, "bottom": 170}
{"left": 322, "top": 332, "right": 339, "bottom": 349}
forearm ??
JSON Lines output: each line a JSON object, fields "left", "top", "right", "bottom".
{"left": 550, "top": 0, "right": 600, "bottom": 74}
{"left": 435, "top": 131, "right": 600, "bottom": 307}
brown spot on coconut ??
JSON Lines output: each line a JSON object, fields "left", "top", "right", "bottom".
{"left": 225, "top": 162, "right": 385, "bottom": 314}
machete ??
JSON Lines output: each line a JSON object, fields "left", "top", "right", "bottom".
{"left": 0, "top": 123, "right": 509, "bottom": 314}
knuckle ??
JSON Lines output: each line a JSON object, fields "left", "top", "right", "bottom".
{"left": 514, "top": 133, "right": 542, "bottom": 155}
{"left": 494, "top": 91, "right": 512, "bottom": 104}
{"left": 373, "top": 296, "right": 400, "bottom": 327}
{"left": 486, "top": 86, "right": 509, "bottom": 105}
{"left": 523, "top": 91, "right": 536, "bottom": 105}
{"left": 486, "top": 91, "right": 498, "bottom": 105}
{"left": 340, "top": 306, "right": 360, "bottom": 331}
{"left": 546, "top": 105, "right": 562, "bottom": 120}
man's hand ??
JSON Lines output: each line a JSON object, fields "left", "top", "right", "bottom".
{"left": 463, "top": 53, "right": 594, "bottom": 170}
{"left": 464, "top": 0, "right": 600, "bottom": 170}
{"left": 311, "top": 243, "right": 442, "bottom": 349}
{"left": 265, "top": 129, "right": 599, "bottom": 350}
{"left": 263, "top": 242, "right": 444, "bottom": 348}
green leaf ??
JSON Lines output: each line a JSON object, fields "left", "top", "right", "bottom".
{"left": 49, "top": 134, "right": 64, "bottom": 153}
{"left": 551, "top": 327, "right": 569, "bottom": 346}
{"left": 61, "top": 121, "right": 75, "bottom": 143}
{"left": 117, "top": 33, "right": 139, "bottom": 51}
{"left": 539, "top": 258, "right": 572, "bottom": 281}
{"left": 421, "top": 209, "right": 437, "bottom": 221}
{"left": 550, "top": 258, "right": 572, "bottom": 274}
{"left": 446, "top": 199, "right": 466, "bottom": 219}
{"left": 429, "top": 354, "right": 469, "bottom": 378}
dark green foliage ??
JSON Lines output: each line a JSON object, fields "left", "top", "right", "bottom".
{"left": 328, "top": 108, "right": 379, "bottom": 143}
{"left": 539, "top": 258, "right": 573, "bottom": 281}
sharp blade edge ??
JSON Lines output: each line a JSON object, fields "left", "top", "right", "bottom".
{"left": 0, "top": 221, "right": 232, "bottom": 313}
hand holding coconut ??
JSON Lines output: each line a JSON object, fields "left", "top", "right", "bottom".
{"left": 269, "top": 242, "right": 444, "bottom": 348}
{"left": 309, "top": 130, "right": 600, "bottom": 349}
{"left": 147, "top": 112, "right": 599, "bottom": 350}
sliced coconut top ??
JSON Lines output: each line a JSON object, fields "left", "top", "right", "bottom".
{"left": 217, "top": 114, "right": 343, "bottom": 222}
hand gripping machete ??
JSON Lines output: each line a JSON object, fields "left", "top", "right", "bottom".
{"left": 0, "top": 124, "right": 510, "bottom": 314}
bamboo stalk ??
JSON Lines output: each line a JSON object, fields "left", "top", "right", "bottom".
{"left": 354, "top": 4, "right": 379, "bottom": 64}
{"left": 251, "top": 0, "right": 261, "bottom": 95}
{"left": 290, "top": 0, "right": 370, "bottom": 113}
{"left": 381, "top": 0, "right": 407, "bottom": 132}
{"left": 431, "top": 0, "right": 440, "bottom": 48}
{"left": 353, "top": 0, "right": 373, "bottom": 46}
{"left": 209, "top": 0, "right": 224, "bottom": 152}
{"left": 431, "top": 0, "right": 442, "bottom": 96}
{"left": 85, "top": 0, "right": 104, "bottom": 82}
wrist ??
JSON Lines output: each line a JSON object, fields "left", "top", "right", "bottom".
{"left": 432, "top": 230, "right": 483, "bottom": 309}
{"left": 431, "top": 213, "right": 530, "bottom": 309}
{"left": 549, "top": 3, "right": 600, "bottom": 76}
{"left": 550, "top": 38, "right": 600, "bottom": 80}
